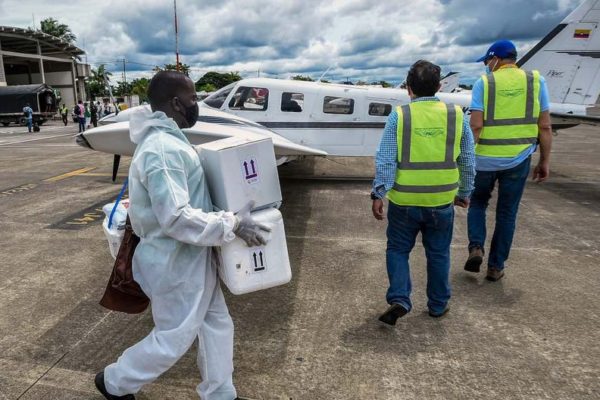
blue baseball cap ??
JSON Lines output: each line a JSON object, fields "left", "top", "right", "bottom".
{"left": 476, "top": 40, "right": 517, "bottom": 62}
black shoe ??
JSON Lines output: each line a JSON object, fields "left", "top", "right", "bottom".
{"left": 464, "top": 247, "right": 484, "bottom": 273}
{"left": 378, "top": 303, "right": 409, "bottom": 326}
{"left": 428, "top": 306, "right": 450, "bottom": 318}
{"left": 95, "top": 372, "right": 135, "bottom": 400}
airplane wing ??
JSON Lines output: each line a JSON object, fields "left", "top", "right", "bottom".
{"left": 77, "top": 120, "right": 327, "bottom": 157}
{"left": 550, "top": 111, "right": 600, "bottom": 128}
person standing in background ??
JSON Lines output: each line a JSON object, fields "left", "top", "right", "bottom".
{"left": 91, "top": 101, "right": 99, "bottom": 128}
{"left": 22, "top": 103, "right": 33, "bottom": 133}
{"left": 60, "top": 104, "right": 68, "bottom": 126}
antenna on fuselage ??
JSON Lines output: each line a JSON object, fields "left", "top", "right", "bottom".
{"left": 317, "top": 64, "right": 335, "bottom": 82}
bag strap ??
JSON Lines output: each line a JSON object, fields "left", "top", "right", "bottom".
{"left": 108, "top": 178, "right": 129, "bottom": 229}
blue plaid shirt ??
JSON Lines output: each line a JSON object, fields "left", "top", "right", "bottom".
{"left": 372, "top": 96, "right": 476, "bottom": 200}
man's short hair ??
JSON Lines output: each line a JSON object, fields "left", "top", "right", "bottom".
{"left": 147, "top": 70, "right": 191, "bottom": 110}
{"left": 406, "top": 60, "right": 441, "bottom": 97}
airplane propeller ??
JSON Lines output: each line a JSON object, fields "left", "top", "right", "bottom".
{"left": 112, "top": 154, "right": 121, "bottom": 182}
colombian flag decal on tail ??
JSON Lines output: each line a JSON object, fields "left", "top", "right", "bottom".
{"left": 574, "top": 29, "right": 592, "bottom": 39}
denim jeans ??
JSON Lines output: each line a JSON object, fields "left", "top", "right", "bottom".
{"left": 26, "top": 118, "right": 32, "bottom": 132}
{"left": 78, "top": 117, "right": 86, "bottom": 133}
{"left": 386, "top": 202, "right": 454, "bottom": 315}
{"left": 467, "top": 157, "right": 531, "bottom": 270}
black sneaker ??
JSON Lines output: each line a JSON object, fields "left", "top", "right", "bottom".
{"left": 378, "top": 303, "right": 409, "bottom": 326}
{"left": 95, "top": 372, "right": 135, "bottom": 400}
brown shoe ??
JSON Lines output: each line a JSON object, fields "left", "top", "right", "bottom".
{"left": 486, "top": 267, "right": 505, "bottom": 282}
{"left": 464, "top": 247, "right": 484, "bottom": 273}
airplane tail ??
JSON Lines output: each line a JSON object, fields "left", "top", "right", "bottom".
{"left": 518, "top": 0, "right": 600, "bottom": 105}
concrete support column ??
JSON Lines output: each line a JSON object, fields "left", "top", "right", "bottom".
{"left": 0, "top": 40, "right": 6, "bottom": 86}
{"left": 37, "top": 41, "right": 45, "bottom": 84}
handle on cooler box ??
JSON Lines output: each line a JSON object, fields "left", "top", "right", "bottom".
{"left": 108, "top": 178, "right": 128, "bottom": 229}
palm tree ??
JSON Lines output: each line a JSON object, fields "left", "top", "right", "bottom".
{"left": 40, "top": 18, "right": 76, "bottom": 44}
{"left": 87, "top": 64, "right": 113, "bottom": 98}
{"left": 153, "top": 63, "right": 191, "bottom": 77}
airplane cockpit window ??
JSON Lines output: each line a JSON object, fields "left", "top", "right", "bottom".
{"left": 281, "top": 92, "right": 304, "bottom": 112}
{"left": 202, "top": 83, "right": 236, "bottom": 109}
{"left": 323, "top": 96, "right": 354, "bottom": 114}
{"left": 228, "top": 86, "right": 269, "bottom": 111}
{"left": 368, "top": 102, "right": 392, "bottom": 116}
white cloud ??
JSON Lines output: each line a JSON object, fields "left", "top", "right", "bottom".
{"left": 0, "top": 0, "right": 579, "bottom": 85}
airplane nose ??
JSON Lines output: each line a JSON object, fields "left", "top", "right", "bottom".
{"left": 75, "top": 133, "right": 93, "bottom": 149}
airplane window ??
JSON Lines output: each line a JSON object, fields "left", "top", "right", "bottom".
{"left": 368, "top": 102, "right": 392, "bottom": 116}
{"left": 202, "top": 83, "right": 236, "bottom": 109}
{"left": 281, "top": 92, "right": 304, "bottom": 112}
{"left": 323, "top": 96, "right": 354, "bottom": 114}
{"left": 229, "top": 86, "right": 269, "bottom": 111}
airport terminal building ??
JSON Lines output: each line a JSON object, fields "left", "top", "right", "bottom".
{"left": 0, "top": 26, "right": 90, "bottom": 107}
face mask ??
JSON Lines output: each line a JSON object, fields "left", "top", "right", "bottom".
{"left": 485, "top": 58, "right": 497, "bottom": 74}
{"left": 176, "top": 98, "right": 199, "bottom": 128}
{"left": 183, "top": 102, "right": 199, "bottom": 128}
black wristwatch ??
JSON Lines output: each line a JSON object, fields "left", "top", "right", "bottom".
{"left": 370, "top": 192, "right": 380, "bottom": 200}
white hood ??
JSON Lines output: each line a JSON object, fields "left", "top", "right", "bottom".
{"left": 129, "top": 107, "right": 185, "bottom": 145}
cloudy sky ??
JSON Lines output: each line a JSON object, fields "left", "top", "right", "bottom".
{"left": 0, "top": 0, "right": 581, "bottom": 85}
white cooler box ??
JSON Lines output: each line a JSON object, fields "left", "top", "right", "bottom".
{"left": 218, "top": 207, "right": 291, "bottom": 295}
{"left": 197, "top": 137, "right": 282, "bottom": 213}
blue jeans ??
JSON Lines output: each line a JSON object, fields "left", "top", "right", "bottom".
{"left": 78, "top": 116, "right": 86, "bottom": 132}
{"left": 26, "top": 118, "right": 32, "bottom": 132}
{"left": 467, "top": 157, "right": 531, "bottom": 270}
{"left": 386, "top": 202, "right": 454, "bottom": 315}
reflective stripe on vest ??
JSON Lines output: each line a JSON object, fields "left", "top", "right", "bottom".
{"left": 387, "top": 102, "right": 462, "bottom": 207}
{"left": 478, "top": 68, "right": 540, "bottom": 157}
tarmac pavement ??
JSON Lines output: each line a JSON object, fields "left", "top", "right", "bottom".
{"left": 0, "top": 120, "right": 598, "bottom": 399}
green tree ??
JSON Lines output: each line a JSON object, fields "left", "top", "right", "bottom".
{"left": 112, "top": 81, "right": 133, "bottom": 97}
{"left": 86, "top": 64, "right": 112, "bottom": 99}
{"left": 40, "top": 18, "right": 76, "bottom": 43}
{"left": 153, "top": 63, "right": 191, "bottom": 76}
{"left": 291, "top": 75, "right": 313, "bottom": 81}
{"left": 371, "top": 80, "right": 393, "bottom": 88}
{"left": 130, "top": 78, "right": 150, "bottom": 102}
{"left": 195, "top": 71, "right": 241, "bottom": 91}
{"left": 197, "top": 83, "right": 217, "bottom": 93}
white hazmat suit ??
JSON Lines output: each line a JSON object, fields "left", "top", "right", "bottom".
{"left": 104, "top": 108, "right": 238, "bottom": 399}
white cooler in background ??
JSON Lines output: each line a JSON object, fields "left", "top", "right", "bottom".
{"left": 218, "top": 207, "right": 291, "bottom": 295}
{"left": 197, "top": 137, "right": 282, "bottom": 213}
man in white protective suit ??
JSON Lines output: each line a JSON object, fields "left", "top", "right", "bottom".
{"left": 94, "top": 71, "right": 270, "bottom": 400}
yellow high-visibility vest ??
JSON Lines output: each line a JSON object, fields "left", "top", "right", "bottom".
{"left": 478, "top": 67, "right": 541, "bottom": 157}
{"left": 387, "top": 101, "right": 463, "bottom": 207}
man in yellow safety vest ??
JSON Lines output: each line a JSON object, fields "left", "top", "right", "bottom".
{"left": 372, "top": 60, "right": 475, "bottom": 324}
{"left": 465, "top": 40, "right": 552, "bottom": 281}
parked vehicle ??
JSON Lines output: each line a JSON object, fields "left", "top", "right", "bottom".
{"left": 0, "top": 84, "right": 56, "bottom": 126}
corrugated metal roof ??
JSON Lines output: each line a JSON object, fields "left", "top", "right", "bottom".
{"left": 0, "top": 83, "right": 52, "bottom": 95}
{"left": 0, "top": 26, "right": 85, "bottom": 57}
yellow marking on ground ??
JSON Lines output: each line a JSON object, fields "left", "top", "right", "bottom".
{"left": 43, "top": 167, "right": 96, "bottom": 183}
{"left": 79, "top": 172, "right": 128, "bottom": 177}
{"left": 0, "top": 183, "right": 38, "bottom": 198}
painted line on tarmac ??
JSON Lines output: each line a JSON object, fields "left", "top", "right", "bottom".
{"left": 47, "top": 195, "right": 127, "bottom": 230}
{"left": 80, "top": 172, "right": 128, "bottom": 178}
{"left": 0, "top": 133, "right": 75, "bottom": 146}
{"left": 0, "top": 167, "right": 96, "bottom": 198}
{"left": 0, "top": 183, "right": 39, "bottom": 198}
{"left": 43, "top": 167, "right": 96, "bottom": 183}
